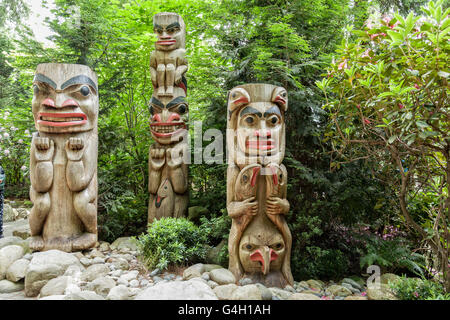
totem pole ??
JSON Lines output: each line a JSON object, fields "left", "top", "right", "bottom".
{"left": 226, "top": 83, "right": 293, "bottom": 288}
{"left": 29, "top": 63, "right": 98, "bottom": 252}
{"left": 148, "top": 12, "right": 189, "bottom": 222}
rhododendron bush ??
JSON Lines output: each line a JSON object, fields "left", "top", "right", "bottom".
{"left": 318, "top": 0, "right": 449, "bottom": 291}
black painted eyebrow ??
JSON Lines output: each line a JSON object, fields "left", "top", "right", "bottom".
{"left": 166, "top": 22, "right": 181, "bottom": 29}
{"left": 166, "top": 96, "right": 186, "bottom": 109}
{"left": 33, "top": 73, "right": 57, "bottom": 89}
{"left": 240, "top": 106, "right": 262, "bottom": 118}
{"left": 263, "top": 106, "right": 281, "bottom": 118}
{"left": 61, "top": 75, "right": 97, "bottom": 91}
{"left": 154, "top": 24, "right": 163, "bottom": 30}
{"left": 150, "top": 97, "right": 164, "bottom": 109}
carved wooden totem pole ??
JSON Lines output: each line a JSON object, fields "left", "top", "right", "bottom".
{"left": 29, "top": 63, "right": 98, "bottom": 252}
{"left": 227, "top": 83, "right": 293, "bottom": 287}
{"left": 148, "top": 12, "right": 189, "bottom": 222}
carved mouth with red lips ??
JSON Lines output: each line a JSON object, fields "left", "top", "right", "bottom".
{"left": 246, "top": 139, "right": 275, "bottom": 150}
{"left": 150, "top": 122, "right": 186, "bottom": 138}
{"left": 37, "top": 112, "right": 87, "bottom": 127}
{"left": 156, "top": 39, "right": 177, "bottom": 46}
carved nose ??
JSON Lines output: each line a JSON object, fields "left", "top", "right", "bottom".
{"left": 255, "top": 129, "right": 271, "bottom": 138}
{"left": 55, "top": 95, "right": 79, "bottom": 109}
{"left": 167, "top": 113, "right": 180, "bottom": 123}
{"left": 42, "top": 98, "right": 55, "bottom": 108}
{"left": 152, "top": 114, "right": 162, "bottom": 122}
{"left": 250, "top": 247, "right": 277, "bottom": 275}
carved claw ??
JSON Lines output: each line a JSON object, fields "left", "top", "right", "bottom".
{"left": 266, "top": 196, "right": 289, "bottom": 215}
{"left": 166, "top": 146, "right": 184, "bottom": 169}
{"left": 149, "top": 147, "right": 166, "bottom": 170}
{"left": 33, "top": 137, "right": 55, "bottom": 161}
{"left": 65, "top": 138, "right": 85, "bottom": 161}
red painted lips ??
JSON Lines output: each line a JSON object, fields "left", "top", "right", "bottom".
{"left": 37, "top": 112, "right": 87, "bottom": 127}
{"left": 156, "top": 39, "right": 176, "bottom": 45}
{"left": 150, "top": 122, "right": 186, "bottom": 138}
{"left": 246, "top": 139, "right": 275, "bottom": 150}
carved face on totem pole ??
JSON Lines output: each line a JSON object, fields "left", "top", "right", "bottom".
{"left": 32, "top": 64, "right": 98, "bottom": 134}
{"left": 149, "top": 89, "right": 189, "bottom": 145}
{"left": 153, "top": 12, "right": 186, "bottom": 52}
{"left": 227, "top": 83, "right": 293, "bottom": 288}
{"left": 29, "top": 63, "right": 99, "bottom": 253}
{"left": 227, "top": 85, "right": 287, "bottom": 165}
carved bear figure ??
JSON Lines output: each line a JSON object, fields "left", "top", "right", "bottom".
{"left": 29, "top": 63, "right": 98, "bottom": 252}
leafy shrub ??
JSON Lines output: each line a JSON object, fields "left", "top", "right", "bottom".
{"left": 359, "top": 237, "right": 425, "bottom": 277}
{"left": 199, "top": 211, "right": 231, "bottom": 266}
{"left": 136, "top": 218, "right": 210, "bottom": 270}
{"left": 391, "top": 276, "right": 449, "bottom": 300}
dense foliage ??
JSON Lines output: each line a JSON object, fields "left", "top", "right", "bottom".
{"left": 0, "top": 0, "right": 447, "bottom": 295}
{"left": 136, "top": 218, "right": 209, "bottom": 270}
{"left": 319, "top": 0, "right": 449, "bottom": 290}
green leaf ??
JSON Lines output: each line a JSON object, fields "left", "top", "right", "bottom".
{"left": 388, "top": 135, "right": 397, "bottom": 144}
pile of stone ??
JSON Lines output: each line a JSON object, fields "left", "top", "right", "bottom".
{"left": 0, "top": 235, "right": 399, "bottom": 301}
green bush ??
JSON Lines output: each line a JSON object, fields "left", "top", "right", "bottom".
{"left": 391, "top": 276, "right": 449, "bottom": 300}
{"left": 136, "top": 218, "right": 210, "bottom": 270}
{"left": 359, "top": 237, "right": 425, "bottom": 277}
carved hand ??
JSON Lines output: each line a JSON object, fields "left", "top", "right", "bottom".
{"left": 149, "top": 148, "right": 166, "bottom": 170}
{"left": 33, "top": 137, "right": 55, "bottom": 162}
{"left": 266, "top": 196, "right": 289, "bottom": 215}
{"left": 229, "top": 197, "right": 258, "bottom": 218}
{"left": 174, "top": 70, "right": 183, "bottom": 85}
{"left": 166, "top": 146, "right": 184, "bottom": 169}
{"left": 65, "top": 138, "right": 85, "bottom": 161}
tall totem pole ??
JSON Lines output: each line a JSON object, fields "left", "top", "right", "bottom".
{"left": 226, "top": 83, "right": 293, "bottom": 288}
{"left": 148, "top": 12, "right": 189, "bottom": 222}
{"left": 29, "top": 63, "right": 98, "bottom": 252}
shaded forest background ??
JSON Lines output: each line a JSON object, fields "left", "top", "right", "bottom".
{"left": 0, "top": 0, "right": 444, "bottom": 282}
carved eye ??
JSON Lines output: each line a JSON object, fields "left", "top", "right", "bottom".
{"left": 33, "top": 85, "right": 39, "bottom": 95}
{"left": 167, "top": 27, "right": 180, "bottom": 33}
{"left": 242, "top": 174, "right": 248, "bottom": 183}
{"left": 178, "top": 104, "right": 187, "bottom": 114}
{"left": 245, "top": 116, "right": 255, "bottom": 124}
{"left": 268, "top": 115, "right": 279, "bottom": 125}
{"left": 80, "top": 86, "right": 90, "bottom": 96}
{"left": 274, "top": 243, "right": 283, "bottom": 250}
{"left": 244, "top": 244, "right": 253, "bottom": 250}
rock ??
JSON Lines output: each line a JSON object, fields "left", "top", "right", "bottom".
{"left": 99, "top": 242, "right": 110, "bottom": 252}
{"left": 288, "top": 293, "right": 321, "bottom": 300}
{"left": 120, "top": 270, "right": 139, "bottom": 282}
{"left": 380, "top": 273, "right": 400, "bottom": 285}
{"left": 6, "top": 259, "right": 29, "bottom": 282}
{"left": 255, "top": 283, "right": 272, "bottom": 300}
{"left": 342, "top": 277, "right": 364, "bottom": 291}
{"left": 201, "top": 272, "right": 210, "bottom": 281}
{"left": 367, "top": 284, "right": 397, "bottom": 300}
{"left": 64, "top": 291, "right": 105, "bottom": 300}
{"left": 206, "top": 239, "right": 226, "bottom": 265}
{"left": 110, "top": 237, "right": 137, "bottom": 251}
{"left": 0, "top": 236, "right": 23, "bottom": 250}
{"left": 107, "top": 285, "right": 131, "bottom": 300}
{"left": 86, "top": 276, "right": 116, "bottom": 297}
{"left": 345, "top": 295, "right": 368, "bottom": 300}
{"left": 149, "top": 269, "right": 161, "bottom": 277}
{"left": 297, "top": 281, "right": 310, "bottom": 289}
{"left": 140, "top": 279, "right": 150, "bottom": 287}
{"left": 23, "top": 253, "right": 33, "bottom": 261}
{"left": 306, "top": 279, "right": 323, "bottom": 290}
{"left": 64, "top": 283, "right": 81, "bottom": 295}
{"left": 136, "top": 279, "right": 218, "bottom": 300}
{"left": 204, "top": 264, "right": 223, "bottom": 272}
{"left": 129, "top": 279, "right": 139, "bottom": 288}
{"left": 25, "top": 250, "right": 81, "bottom": 297}
{"left": 238, "top": 278, "right": 253, "bottom": 286}
{"left": 12, "top": 224, "right": 31, "bottom": 240}
{"left": 284, "top": 285, "right": 296, "bottom": 293}
{"left": 327, "top": 285, "right": 353, "bottom": 297}
{"left": 63, "top": 265, "right": 84, "bottom": 278}
{"left": 80, "top": 264, "right": 110, "bottom": 282}
{"left": 0, "top": 245, "right": 25, "bottom": 279}
{"left": 0, "top": 279, "right": 24, "bottom": 293}
{"left": 39, "top": 276, "right": 72, "bottom": 298}
{"left": 109, "top": 258, "right": 129, "bottom": 270}
{"left": 3, "top": 204, "right": 15, "bottom": 222}
{"left": 187, "top": 206, "right": 208, "bottom": 222}
{"left": 209, "top": 268, "right": 236, "bottom": 285}
{"left": 87, "top": 249, "right": 105, "bottom": 259}
{"left": 183, "top": 263, "right": 205, "bottom": 280}
{"left": 92, "top": 257, "right": 105, "bottom": 265}
{"left": 213, "top": 284, "right": 238, "bottom": 300}
{"left": 79, "top": 258, "right": 91, "bottom": 267}
{"left": 14, "top": 208, "right": 29, "bottom": 220}
{"left": 231, "top": 284, "right": 262, "bottom": 300}
{"left": 152, "top": 276, "right": 162, "bottom": 284}
{"left": 207, "top": 280, "right": 218, "bottom": 289}
{"left": 269, "top": 287, "right": 293, "bottom": 300}
{"left": 341, "top": 282, "right": 360, "bottom": 294}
